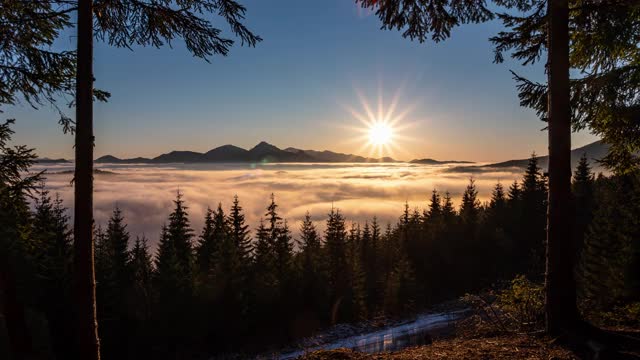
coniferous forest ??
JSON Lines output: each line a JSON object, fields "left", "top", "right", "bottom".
{"left": 2, "top": 120, "right": 639, "bottom": 359}
{"left": 3, "top": 0, "right": 640, "bottom": 358}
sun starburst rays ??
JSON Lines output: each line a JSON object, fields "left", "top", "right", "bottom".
{"left": 340, "top": 87, "right": 417, "bottom": 161}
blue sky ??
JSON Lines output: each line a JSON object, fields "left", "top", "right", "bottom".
{"left": 6, "top": 0, "right": 596, "bottom": 162}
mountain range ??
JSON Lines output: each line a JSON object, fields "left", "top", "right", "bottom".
{"left": 38, "top": 140, "right": 609, "bottom": 167}
{"left": 93, "top": 142, "right": 398, "bottom": 164}
{"left": 448, "top": 141, "right": 610, "bottom": 173}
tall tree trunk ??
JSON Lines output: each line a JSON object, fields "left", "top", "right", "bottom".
{"left": 545, "top": 0, "right": 577, "bottom": 335}
{"left": 0, "top": 260, "right": 32, "bottom": 360}
{"left": 74, "top": 0, "right": 100, "bottom": 358}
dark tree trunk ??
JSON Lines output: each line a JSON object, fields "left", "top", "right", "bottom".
{"left": 545, "top": 0, "right": 578, "bottom": 335}
{"left": 0, "top": 261, "right": 32, "bottom": 360}
{"left": 74, "top": 0, "right": 100, "bottom": 358}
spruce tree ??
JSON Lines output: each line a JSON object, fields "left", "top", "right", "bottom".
{"left": 299, "top": 212, "right": 327, "bottom": 318}
{"left": 105, "top": 207, "right": 130, "bottom": 288}
{"left": 486, "top": 182, "right": 513, "bottom": 277}
{"left": 129, "top": 236, "right": 153, "bottom": 321}
{"left": 362, "top": 218, "right": 383, "bottom": 315}
{"left": 0, "top": 120, "right": 42, "bottom": 358}
{"left": 347, "top": 222, "right": 367, "bottom": 320}
{"left": 427, "top": 189, "right": 442, "bottom": 220}
{"left": 97, "top": 207, "right": 131, "bottom": 359}
{"left": 226, "top": 195, "right": 253, "bottom": 325}
{"left": 275, "top": 219, "right": 293, "bottom": 291}
{"left": 66, "top": 2, "right": 262, "bottom": 353}
{"left": 31, "top": 188, "right": 74, "bottom": 359}
{"left": 572, "top": 154, "right": 595, "bottom": 258}
{"left": 521, "top": 154, "right": 548, "bottom": 276}
{"left": 195, "top": 207, "right": 216, "bottom": 283}
{"left": 251, "top": 218, "right": 278, "bottom": 332}
{"left": 167, "top": 191, "right": 195, "bottom": 288}
{"left": 441, "top": 191, "right": 457, "bottom": 224}
{"left": 210, "top": 204, "right": 245, "bottom": 348}
{"left": 324, "top": 207, "right": 350, "bottom": 322}
{"left": 153, "top": 192, "right": 195, "bottom": 356}
{"left": 460, "top": 178, "right": 480, "bottom": 228}
{"left": 128, "top": 236, "right": 154, "bottom": 357}
{"left": 228, "top": 195, "right": 252, "bottom": 261}
{"left": 355, "top": 0, "right": 635, "bottom": 332}
{"left": 489, "top": 182, "right": 507, "bottom": 217}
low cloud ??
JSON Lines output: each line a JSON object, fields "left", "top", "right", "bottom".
{"left": 37, "top": 163, "right": 524, "bottom": 252}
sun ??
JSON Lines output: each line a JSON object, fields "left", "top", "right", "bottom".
{"left": 338, "top": 84, "right": 418, "bottom": 160}
{"left": 368, "top": 121, "right": 393, "bottom": 146}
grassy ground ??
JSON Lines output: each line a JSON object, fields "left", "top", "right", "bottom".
{"left": 297, "top": 333, "right": 577, "bottom": 359}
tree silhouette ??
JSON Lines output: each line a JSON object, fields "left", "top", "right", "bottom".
{"left": 65, "top": 1, "right": 262, "bottom": 356}
{"left": 0, "top": 120, "right": 42, "bottom": 357}
{"left": 357, "top": 0, "right": 578, "bottom": 333}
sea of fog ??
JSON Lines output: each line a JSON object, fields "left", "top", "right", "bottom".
{"left": 34, "top": 162, "right": 524, "bottom": 250}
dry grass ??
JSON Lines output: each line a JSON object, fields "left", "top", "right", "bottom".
{"left": 297, "top": 334, "right": 577, "bottom": 360}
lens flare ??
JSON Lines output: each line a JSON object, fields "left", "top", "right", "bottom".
{"left": 337, "top": 83, "right": 418, "bottom": 161}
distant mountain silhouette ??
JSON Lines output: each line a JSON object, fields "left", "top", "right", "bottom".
{"left": 448, "top": 141, "right": 609, "bottom": 173}
{"left": 203, "top": 144, "right": 249, "bottom": 162}
{"left": 410, "top": 158, "right": 474, "bottom": 165}
{"left": 36, "top": 157, "right": 70, "bottom": 163}
{"left": 95, "top": 142, "right": 398, "bottom": 164}
{"left": 152, "top": 151, "right": 203, "bottom": 163}
{"left": 284, "top": 147, "right": 396, "bottom": 163}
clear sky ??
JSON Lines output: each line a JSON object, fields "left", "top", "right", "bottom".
{"left": 6, "top": 0, "right": 597, "bottom": 162}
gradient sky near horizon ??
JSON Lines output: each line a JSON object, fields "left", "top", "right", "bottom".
{"left": 6, "top": 0, "right": 597, "bottom": 162}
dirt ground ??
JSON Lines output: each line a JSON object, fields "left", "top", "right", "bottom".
{"left": 297, "top": 334, "right": 577, "bottom": 359}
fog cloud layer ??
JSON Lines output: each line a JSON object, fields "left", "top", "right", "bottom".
{"left": 36, "top": 162, "right": 523, "bottom": 251}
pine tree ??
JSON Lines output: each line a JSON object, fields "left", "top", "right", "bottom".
{"left": 154, "top": 225, "right": 177, "bottom": 296}
{"left": 362, "top": 218, "right": 383, "bottom": 315}
{"left": 128, "top": 236, "right": 154, "bottom": 357}
{"left": 489, "top": 182, "right": 507, "bottom": 216}
{"left": 274, "top": 219, "right": 293, "bottom": 290}
{"left": 324, "top": 207, "right": 350, "bottom": 322}
{"left": 195, "top": 207, "right": 216, "bottom": 282}
{"left": 228, "top": 195, "right": 252, "bottom": 261}
{"left": 521, "top": 154, "right": 548, "bottom": 276}
{"left": 486, "top": 182, "right": 513, "bottom": 278}
{"left": 460, "top": 178, "right": 480, "bottom": 227}
{"left": 347, "top": 222, "right": 367, "bottom": 320}
{"left": 508, "top": 181, "right": 522, "bottom": 203}
{"left": 427, "top": 189, "right": 442, "bottom": 220}
{"left": 129, "top": 236, "right": 153, "bottom": 320}
{"left": 385, "top": 251, "right": 418, "bottom": 316}
{"left": 252, "top": 219, "right": 277, "bottom": 303}
{"left": 0, "top": 120, "right": 42, "bottom": 358}
{"left": 209, "top": 204, "right": 246, "bottom": 349}
{"left": 441, "top": 191, "right": 456, "bottom": 224}
{"left": 106, "top": 207, "right": 130, "bottom": 287}
{"left": 67, "top": 2, "right": 261, "bottom": 354}
{"left": 577, "top": 173, "right": 640, "bottom": 307}
{"left": 299, "top": 212, "right": 326, "bottom": 318}
{"left": 226, "top": 195, "right": 253, "bottom": 325}
{"left": 355, "top": 0, "right": 635, "bottom": 332}
{"left": 153, "top": 192, "right": 196, "bottom": 355}
{"left": 572, "top": 154, "right": 595, "bottom": 258}
{"left": 167, "top": 191, "right": 195, "bottom": 289}
{"left": 250, "top": 212, "right": 280, "bottom": 337}
{"left": 31, "top": 189, "right": 74, "bottom": 359}
{"left": 98, "top": 207, "right": 132, "bottom": 359}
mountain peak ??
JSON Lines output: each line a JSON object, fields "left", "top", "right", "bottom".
{"left": 250, "top": 141, "right": 280, "bottom": 153}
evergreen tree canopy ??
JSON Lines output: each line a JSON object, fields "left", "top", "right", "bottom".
{"left": 490, "top": 0, "right": 640, "bottom": 172}
{"left": 229, "top": 195, "right": 252, "bottom": 260}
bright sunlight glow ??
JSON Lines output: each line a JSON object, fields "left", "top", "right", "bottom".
{"left": 338, "top": 84, "right": 419, "bottom": 160}
{"left": 368, "top": 122, "right": 393, "bottom": 146}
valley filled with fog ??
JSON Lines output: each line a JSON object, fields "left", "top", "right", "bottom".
{"left": 35, "top": 162, "right": 525, "bottom": 249}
